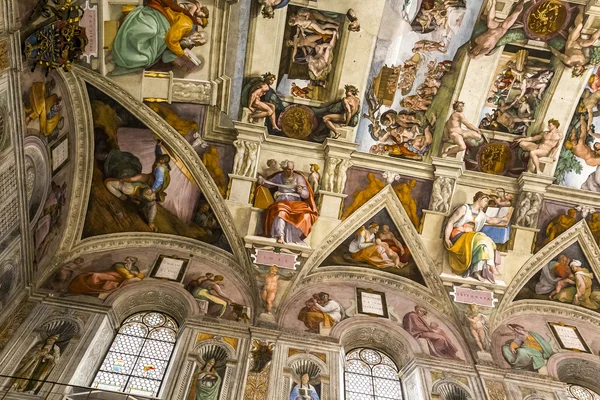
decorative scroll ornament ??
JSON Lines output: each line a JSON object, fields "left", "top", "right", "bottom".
{"left": 23, "top": 0, "right": 88, "bottom": 73}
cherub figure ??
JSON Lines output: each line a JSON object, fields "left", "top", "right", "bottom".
{"left": 466, "top": 304, "right": 491, "bottom": 352}
{"left": 248, "top": 73, "right": 280, "bottom": 130}
{"left": 470, "top": 0, "right": 527, "bottom": 59}
{"left": 550, "top": 6, "right": 600, "bottom": 77}
{"left": 308, "top": 164, "right": 320, "bottom": 194}
{"left": 257, "top": 265, "right": 293, "bottom": 314}
{"left": 323, "top": 85, "right": 360, "bottom": 139}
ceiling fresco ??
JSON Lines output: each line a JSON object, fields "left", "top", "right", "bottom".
{"left": 7, "top": 0, "right": 600, "bottom": 393}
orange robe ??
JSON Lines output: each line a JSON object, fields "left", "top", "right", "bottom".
{"left": 262, "top": 172, "right": 318, "bottom": 240}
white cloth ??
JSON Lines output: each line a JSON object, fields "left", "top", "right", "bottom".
{"left": 315, "top": 300, "right": 344, "bottom": 322}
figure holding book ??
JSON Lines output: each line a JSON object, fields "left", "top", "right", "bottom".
{"left": 444, "top": 191, "right": 508, "bottom": 283}
{"left": 257, "top": 160, "right": 318, "bottom": 245}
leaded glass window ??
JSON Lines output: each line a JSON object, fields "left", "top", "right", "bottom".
{"left": 91, "top": 312, "right": 179, "bottom": 397}
{"left": 344, "top": 348, "right": 403, "bottom": 400}
{"left": 568, "top": 385, "right": 600, "bottom": 400}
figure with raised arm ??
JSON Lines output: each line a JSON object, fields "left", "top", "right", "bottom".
{"left": 551, "top": 6, "right": 600, "bottom": 77}
{"left": 515, "top": 119, "right": 562, "bottom": 173}
{"left": 470, "top": 0, "right": 527, "bottom": 59}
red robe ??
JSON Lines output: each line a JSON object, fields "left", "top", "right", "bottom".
{"left": 402, "top": 311, "right": 460, "bottom": 360}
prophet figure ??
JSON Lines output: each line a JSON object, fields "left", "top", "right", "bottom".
{"left": 550, "top": 6, "right": 600, "bottom": 77}
{"left": 258, "top": 160, "right": 318, "bottom": 245}
{"left": 12, "top": 335, "right": 62, "bottom": 393}
{"left": 402, "top": 306, "right": 461, "bottom": 360}
{"left": 68, "top": 256, "right": 144, "bottom": 295}
{"left": 187, "top": 358, "right": 221, "bottom": 400}
{"left": 444, "top": 192, "right": 507, "bottom": 283}
{"left": 501, "top": 324, "right": 553, "bottom": 374}
{"left": 111, "top": 0, "right": 208, "bottom": 74}
{"left": 298, "top": 292, "right": 345, "bottom": 333}
{"left": 289, "top": 373, "right": 320, "bottom": 400}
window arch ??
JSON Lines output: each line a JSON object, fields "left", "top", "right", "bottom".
{"left": 344, "top": 347, "right": 403, "bottom": 400}
{"left": 568, "top": 384, "right": 600, "bottom": 400}
{"left": 91, "top": 311, "right": 179, "bottom": 397}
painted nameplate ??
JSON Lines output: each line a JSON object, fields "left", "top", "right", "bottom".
{"left": 450, "top": 286, "right": 498, "bottom": 308}
{"left": 252, "top": 248, "right": 299, "bottom": 270}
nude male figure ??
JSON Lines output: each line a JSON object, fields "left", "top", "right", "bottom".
{"left": 515, "top": 119, "right": 562, "bottom": 173}
{"left": 442, "top": 101, "right": 486, "bottom": 158}
{"left": 286, "top": 31, "right": 321, "bottom": 60}
{"left": 248, "top": 77, "right": 281, "bottom": 130}
{"left": 470, "top": 0, "right": 526, "bottom": 59}
{"left": 582, "top": 89, "right": 600, "bottom": 129}
{"left": 569, "top": 114, "right": 600, "bottom": 166}
{"left": 289, "top": 9, "right": 339, "bottom": 37}
{"left": 323, "top": 85, "right": 360, "bottom": 139}
{"left": 307, "top": 34, "right": 337, "bottom": 80}
{"left": 551, "top": 6, "right": 600, "bottom": 77}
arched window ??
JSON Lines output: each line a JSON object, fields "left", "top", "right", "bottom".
{"left": 91, "top": 311, "right": 179, "bottom": 397}
{"left": 344, "top": 347, "right": 403, "bottom": 400}
{"left": 568, "top": 384, "right": 600, "bottom": 400}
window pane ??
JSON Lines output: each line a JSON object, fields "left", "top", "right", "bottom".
{"left": 91, "top": 371, "right": 128, "bottom": 392}
{"left": 372, "top": 365, "right": 398, "bottom": 380}
{"left": 120, "top": 322, "right": 148, "bottom": 337}
{"left": 126, "top": 377, "right": 161, "bottom": 397}
{"left": 373, "top": 377, "right": 403, "bottom": 399}
{"left": 360, "top": 349, "right": 382, "bottom": 365}
{"left": 92, "top": 312, "right": 178, "bottom": 398}
{"left": 141, "top": 339, "right": 174, "bottom": 361}
{"left": 98, "top": 352, "right": 137, "bottom": 375}
{"left": 346, "top": 359, "right": 371, "bottom": 375}
{"left": 143, "top": 312, "right": 166, "bottom": 327}
{"left": 148, "top": 327, "right": 177, "bottom": 343}
{"left": 345, "top": 348, "right": 402, "bottom": 400}
{"left": 347, "top": 392, "right": 374, "bottom": 400}
{"left": 346, "top": 372, "right": 373, "bottom": 395}
{"left": 132, "top": 357, "right": 168, "bottom": 380}
{"left": 109, "top": 334, "right": 144, "bottom": 356}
